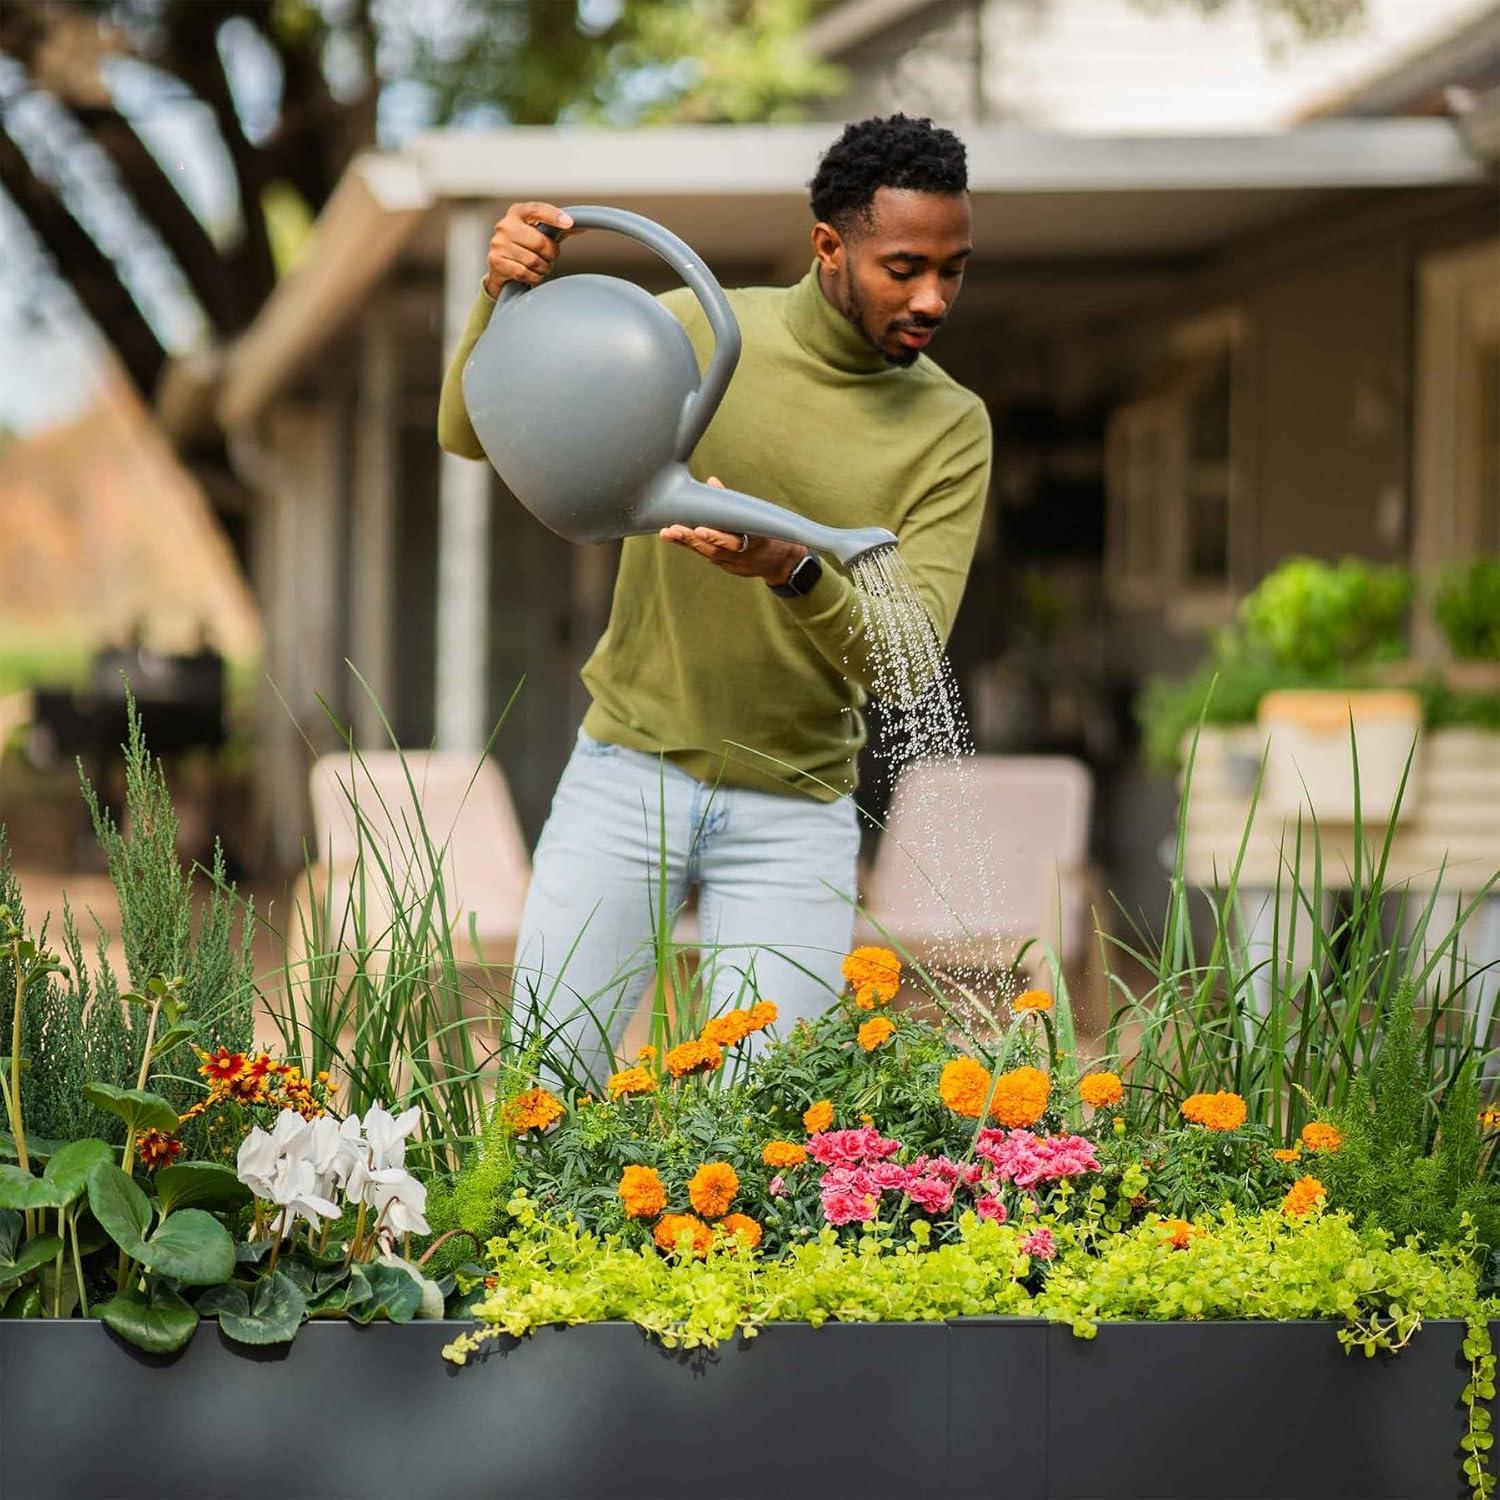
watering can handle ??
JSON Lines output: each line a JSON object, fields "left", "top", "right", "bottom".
{"left": 495, "top": 205, "right": 742, "bottom": 464}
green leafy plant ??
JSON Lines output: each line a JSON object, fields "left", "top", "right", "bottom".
{"left": 1239, "top": 556, "right": 1413, "bottom": 674}
{"left": 1320, "top": 984, "right": 1500, "bottom": 1247}
{"left": 1435, "top": 559, "right": 1500, "bottom": 663}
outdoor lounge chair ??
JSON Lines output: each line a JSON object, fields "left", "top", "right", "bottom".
{"left": 855, "top": 753, "right": 1096, "bottom": 1003}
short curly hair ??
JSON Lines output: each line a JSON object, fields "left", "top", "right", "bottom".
{"left": 808, "top": 113, "right": 968, "bottom": 242}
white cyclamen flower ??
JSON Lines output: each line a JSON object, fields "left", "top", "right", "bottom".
{"left": 236, "top": 1126, "right": 279, "bottom": 1201}
{"left": 362, "top": 1103, "right": 421, "bottom": 1171}
{"left": 364, "top": 1167, "right": 430, "bottom": 1238}
{"left": 267, "top": 1155, "right": 342, "bottom": 1233}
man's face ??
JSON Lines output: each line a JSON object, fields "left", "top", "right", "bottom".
{"left": 814, "top": 188, "right": 972, "bottom": 368}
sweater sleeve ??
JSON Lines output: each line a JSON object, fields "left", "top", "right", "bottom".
{"left": 436, "top": 284, "right": 499, "bottom": 459}
{"left": 781, "top": 399, "right": 992, "bottom": 696}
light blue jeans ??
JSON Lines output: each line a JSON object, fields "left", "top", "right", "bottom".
{"left": 512, "top": 727, "right": 861, "bottom": 1084}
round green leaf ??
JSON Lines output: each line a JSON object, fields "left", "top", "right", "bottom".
{"left": 86, "top": 1162, "right": 152, "bottom": 1254}
{"left": 97, "top": 1283, "right": 198, "bottom": 1354}
{"left": 82, "top": 1084, "right": 179, "bottom": 1136}
{"left": 149, "top": 1023, "right": 197, "bottom": 1062}
{"left": 139, "top": 1209, "right": 235, "bottom": 1286}
{"left": 0, "top": 1164, "right": 67, "bottom": 1213}
{"left": 0, "top": 1233, "right": 63, "bottom": 1287}
{"left": 41, "top": 1140, "right": 114, "bottom": 1206}
{"left": 154, "top": 1161, "right": 252, "bottom": 1218}
{"left": 347, "top": 1260, "right": 423, "bottom": 1325}
{"left": 200, "top": 1271, "right": 305, "bottom": 1345}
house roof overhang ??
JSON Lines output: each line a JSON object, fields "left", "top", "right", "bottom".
{"left": 213, "top": 118, "right": 1490, "bottom": 429}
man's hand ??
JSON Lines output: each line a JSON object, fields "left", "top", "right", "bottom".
{"left": 660, "top": 478, "right": 808, "bottom": 587}
{"left": 483, "top": 201, "right": 587, "bottom": 299}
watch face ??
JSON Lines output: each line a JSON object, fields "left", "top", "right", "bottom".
{"left": 793, "top": 554, "right": 822, "bottom": 593}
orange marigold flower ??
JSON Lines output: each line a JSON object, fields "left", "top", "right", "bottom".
{"left": 198, "top": 1047, "right": 246, "bottom": 1085}
{"left": 1158, "top": 1218, "right": 1204, "bottom": 1250}
{"left": 717, "top": 1213, "right": 763, "bottom": 1251}
{"left": 1079, "top": 1071, "right": 1125, "bottom": 1110}
{"left": 803, "top": 1099, "right": 834, "bottom": 1134}
{"left": 504, "top": 1087, "right": 564, "bottom": 1133}
{"left": 990, "top": 1066, "right": 1051, "bottom": 1128}
{"left": 1481, "top": 1107, "right": 1500, "bottom": 1132}
{"left": 137, "top": 1129, "right": 182, "bottom": 1171}
{"left": 1282, "top": 1175, "right": 1327, "bottom": 1217}
{"left": 939, "top": 1057, "right": 993, "bottom": 1119}
{"left": 762, "top": 1140, "right": 807, "bottom": 1169}
{"left": 1180, "top": 1091, "right": 1248, "bottom": 1132}
{"left": 666, "top": 1038, "right": 723, "bottom": 1079}
{"left": 701, "top": 1010, "right": 755, "bottom": 1048}
{"left": 636, "top": 1045, "right": 658, "bottom": 1065}
{"left": 654, "top": 1213, "right": 714, "bottom": 1258}
{"left": 607, "top": 1066, "right": 658, "bottom": 1100}
{"left": 1272, "top": 1147, "right": 1302, "bottom": 1164}
{"left": 1299, "top": 1122, "right": 1343, "bottom": 1154}
{"left": 1013, "top": 989, "right": 1053, "bottom": 1014}
{"left": 842, "top": 946, "right": 902, "bottom": 1009}
{"left": 747, "top": 1001, "right": 778, "bottom": 1032}
{"left": 858, "top": 1016, "right": 896, "bottom": 1051}
{"left": 687, "top": 1161, "right": 738, "bottom": 1219}
{"left": 618, "top": 1165, "right": 666, "bottom": 1219}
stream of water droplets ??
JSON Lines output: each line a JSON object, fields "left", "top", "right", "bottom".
{"left": 848, "top": 546, "right": 1014, "bottom": 1026}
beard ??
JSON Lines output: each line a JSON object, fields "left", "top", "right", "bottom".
{"left": 843, "top": 274, "right": 920, "bottom": 369}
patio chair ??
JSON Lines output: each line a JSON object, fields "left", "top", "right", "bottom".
{"left": 292, "top": 750, "right": 531, "bottom": 979}
{"left": 855, "top": 754, "right": 1096, "bottom": 1003}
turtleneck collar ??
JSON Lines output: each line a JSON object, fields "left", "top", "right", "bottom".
{"left": 785, "top": 257, "right": 893, "bottom": 376}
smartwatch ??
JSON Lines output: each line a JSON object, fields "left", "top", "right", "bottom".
{"left": 771, "top": 553, "right": 823, "bottom": 599}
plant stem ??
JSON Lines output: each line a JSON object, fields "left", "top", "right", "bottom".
{"left": 68, "top": 1211, "right": 87, "bottom": 1318}
{"left": 135, "top": 997, "right": 162, "bottom": 1093}
{"left": 52, "top": 1206, "right": 64, "bottom": 1318}
{"left": 267, "top": 1209, "right": 289, "bottom": 1277}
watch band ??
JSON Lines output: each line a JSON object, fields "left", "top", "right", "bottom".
{"left": 771, "top": 553, "right": 823, "bottom": 598}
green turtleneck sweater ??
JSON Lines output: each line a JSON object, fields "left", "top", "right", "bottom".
{"left": 437, "top": 259, "right": 992, "bottom": 801}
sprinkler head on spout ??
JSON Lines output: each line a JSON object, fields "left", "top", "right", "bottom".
{"left": 830, "top": 527, "right": 899, "bottom": 567}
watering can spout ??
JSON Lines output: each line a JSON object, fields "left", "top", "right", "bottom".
{"left": 644, "top": 467, "right": 897, "bottom": 568}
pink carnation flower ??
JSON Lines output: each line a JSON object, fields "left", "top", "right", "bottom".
{"left": 975, "top": 1193, "right": 1008, "bottom": 1223}
{"left": 769, "top": 1175, "right": 787, "bottom": 1197}
{"left": 905, "top": 1176, "right": 954, "bottom": 1215}
{"left": 975, "top": 1130, "right": 1101, "bottom": 1190}
{"left": 808, "top": 1127, "right": 903, "bottom": 1167}
{"left": 1019, "top": 1227, "right": 1057, "bottom": 1261}
{"left": 821, "top": 1186, "right": 877, "bottom": 1226}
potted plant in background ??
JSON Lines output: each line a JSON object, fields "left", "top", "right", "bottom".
{"left": 1435, "top": 557, "right": 1500, "bottom": 692}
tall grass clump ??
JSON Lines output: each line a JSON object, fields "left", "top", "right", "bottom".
{"left": 1099, "top": 723, "right": 1497, "bottom": 1146}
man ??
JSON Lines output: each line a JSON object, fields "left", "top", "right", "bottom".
{"left": 438, "top": 113, "right": 991, "bottom": 1080}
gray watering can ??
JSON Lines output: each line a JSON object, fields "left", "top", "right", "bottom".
{"left": 461, "top": 205, "right": 897, "bottom": 566}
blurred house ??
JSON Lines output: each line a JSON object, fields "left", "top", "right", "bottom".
{"left": 197, "top": 2, "right": 1500, "bottom": 903}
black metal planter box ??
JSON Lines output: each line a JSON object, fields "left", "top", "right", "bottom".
{"left": 0, "top": 1318, "right": 1488, "bottom": 1500}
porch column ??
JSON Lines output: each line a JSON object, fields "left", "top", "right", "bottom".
{"left": 349, "top": 296, "right": 398, "bottom": 747}
{"left": 435, "top": 202, "right": 494, "bottom": 751}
